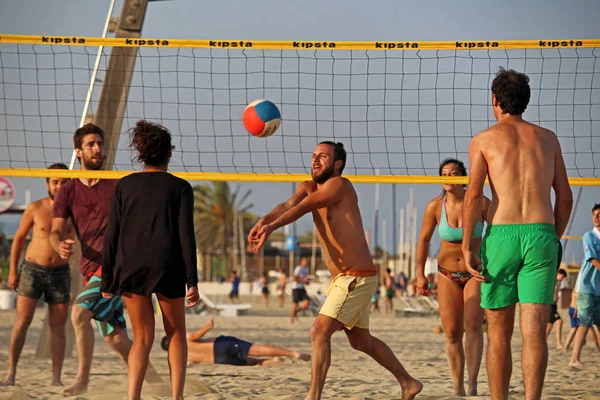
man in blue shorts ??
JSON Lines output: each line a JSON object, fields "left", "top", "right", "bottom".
{"left": 569, "top": 203, "right": 600, "bottom": 367}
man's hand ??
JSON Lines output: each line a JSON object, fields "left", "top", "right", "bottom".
{"left": 248, "top": 220, "right": 264, "bottom": 246}
{"left": 186, "top": 286, "right": 199, "bottom": 307}
{"left": 101, "top": 292, "right": 113, "bottom": 299}
{"left": 8, "top": 270, "right": 19, "bottom": 291}
{"left": 251, "top": 224, "right": 274, "bottom": 253}
{"left": 57, "top": 239, "right": 75, "bottom": 260}
{"left": 464, "top": 250, "right": 485, "bottom": 282}
{"left": 416, "top": 274, "right": 429, "bottom": 296}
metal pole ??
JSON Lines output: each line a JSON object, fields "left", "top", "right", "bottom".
{"left": 91, "top": 0, "right": 150, "bottom": 170}
{"left": 69, "top": 0, "right": 117, "bottom": 169}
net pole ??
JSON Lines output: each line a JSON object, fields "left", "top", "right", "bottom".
{"left": 68, "top": 0, "right": 117, "bottom": 170}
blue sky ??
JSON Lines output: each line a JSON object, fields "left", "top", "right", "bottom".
{"left": 0, "top": 0, "right": 599, "bottom": 263}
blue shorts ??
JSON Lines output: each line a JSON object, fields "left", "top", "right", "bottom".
{"left": 576, "top": 294, "right": 600, "bottom": 328}
{"left": 213, "top": 335, "right": 253, "bottom": 366}
{"left": 75, "top": 275, "right": 127, "bottom": 337}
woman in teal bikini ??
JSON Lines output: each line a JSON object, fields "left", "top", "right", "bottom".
{"left": 416, "top": 158, "right": 490, "bottom": 397}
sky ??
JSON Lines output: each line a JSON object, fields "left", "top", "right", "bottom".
{"left": 0, "top": 0, "right": 599, "bottom": 263}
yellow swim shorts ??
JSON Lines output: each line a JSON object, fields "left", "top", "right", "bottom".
{"left": 319, "top": 268, "right": 378, "bottom": 330}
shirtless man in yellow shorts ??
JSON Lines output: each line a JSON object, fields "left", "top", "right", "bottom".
{"left": 249, "top": 141, "right": 422, "bottom": 400}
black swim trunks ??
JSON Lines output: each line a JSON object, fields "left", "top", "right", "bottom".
{"left": 18, "top": 261, "right": 70, "bottom": 304}
{"left": 549, "top": 303, "right": 562, "bottom": 324}
{"left": 213, "top": 335, "right": 253, "bottom": 366}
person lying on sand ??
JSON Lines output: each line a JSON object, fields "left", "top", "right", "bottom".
{"left": 160, "top": 319, "right": 311, "bottom": 366}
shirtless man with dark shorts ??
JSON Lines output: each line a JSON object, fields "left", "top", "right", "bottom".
{"left": 249, "top": 141, "right": 422, "bottom": 400}
{"left": 2, "top": 163, "right": 72, "bottom": 387}
{"left": 161, "top": 319, "right": 311, "bottom": 367}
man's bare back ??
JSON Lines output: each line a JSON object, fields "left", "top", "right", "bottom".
{"left": 25, "top": 198, "right": 73, "bottom": 267}
{"left": 305, "top": 178, "right": 373, "bottom": 275}
{"left": 475, "top": 119, "right": 561, "bottom": 226}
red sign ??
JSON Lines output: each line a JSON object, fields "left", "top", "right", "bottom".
{"left": 0, "top": 177, "right": 16, "bottom": 213}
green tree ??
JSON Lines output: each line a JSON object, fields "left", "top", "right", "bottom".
{"left": 193, "top": 182, "right": 254, "bottom": 253}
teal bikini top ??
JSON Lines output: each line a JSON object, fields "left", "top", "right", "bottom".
{"left": 439, "top": 196, "right": 484, "bottom": 243}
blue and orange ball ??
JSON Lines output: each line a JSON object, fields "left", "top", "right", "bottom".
{"left": 242, "top": 99, "right": 281, "bottom": 137}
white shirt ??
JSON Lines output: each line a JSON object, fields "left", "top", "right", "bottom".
{"left": 292, "top": 265, "right": 309, "bottom": 289}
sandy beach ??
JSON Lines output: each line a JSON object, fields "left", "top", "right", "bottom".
{"left": 0, "top": 295, "right": 598, "bottom": 400}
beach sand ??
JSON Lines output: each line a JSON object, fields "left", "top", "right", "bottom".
{"left": 0, "top": 295, "right": 598, "bottom": 399}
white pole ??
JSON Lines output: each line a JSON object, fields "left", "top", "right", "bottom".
{"left": 406, "top": 188, "right": 413, "bottom": 278}
{"left": 411, "top": 207, "right": 418, "bottom": 279}
{"left": 238, "top": 215, "right": 247, "bottom": 282}
{"left": 311, "top": 224, "right": 317, "bottom": 275}
{"left": 382, "top": 219, "right": 387, "bottom": 272}
{"left": 232, "top": 205, "right": 238, "bottom": 272}
{"left": 69, "top": 0, "right": 117, "bottom": 170}
{"left": 399, "top": 207, "right": 404, "bottom": 274}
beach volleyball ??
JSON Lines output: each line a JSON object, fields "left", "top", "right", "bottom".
{"left": 242, "top": 99, "right": 281, "bottom": 137}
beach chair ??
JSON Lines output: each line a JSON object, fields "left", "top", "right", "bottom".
{"left": 197, "top": 290, "right": 252, "bottom": 317}
{"left": 394, "top": 296, "right": 433, "bottom": 317}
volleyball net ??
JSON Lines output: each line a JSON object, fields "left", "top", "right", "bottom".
{"left": 0, "top": 34, "right": 599, "bottom": 184}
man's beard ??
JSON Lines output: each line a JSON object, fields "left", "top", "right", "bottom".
{"left": 48, "top": 190, "right": 55, "bottom": 200}
{"left": 82, "top": 155, "right": 103, "bottom": 170}
{"left": 312, "top": 164, "right": 334, "bottom": 184}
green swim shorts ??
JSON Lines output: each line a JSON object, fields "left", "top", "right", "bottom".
{"left": 480, "top": 224, "right": 560, "bottom": 310}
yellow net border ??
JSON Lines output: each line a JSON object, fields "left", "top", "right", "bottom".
{"left": 1, "top": 34, "right": 599, "bottom": 50}
{"left": 0, "top": 169, "right": 598, "bottom": 186}
{"left": 1, "top": 34, "right": 599, "bottom": 184}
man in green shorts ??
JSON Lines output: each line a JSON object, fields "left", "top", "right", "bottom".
{"left": 461, "top": 68, "right": 573, "bottom": 400}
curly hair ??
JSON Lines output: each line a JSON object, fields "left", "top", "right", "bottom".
{"left": 491, "top": 67, "right": 531, "bottom": 116}
{"left": 129, "top": 120, "right": 175, "bottom": 167}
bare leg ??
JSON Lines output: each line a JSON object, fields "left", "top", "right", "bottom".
{"left": 463, "top": 278, "right": 484, "bottom": 396}
{"left": 485, "top": 305, "right": 516, "bottom": 400}
{"left": 520, "top": 303, "right": 551, "bottom": 400}
{"left": 562, "top": 327, "right": 577, "bottom": 352}
{"left": 436, "top": 275, "right": 466, "bottom": 396}
{"left": 122, "top": 294, "right": 155, "bottom": 400}
{"left": 2, "top": 296, "right": 38, "bottom": 386}
{"left": 63, "top": 305, "right": 95, "bottom": 396}
{"left": 569, "top": 325, "right": 589, "bottom": 367}
{"left": 248, "top": 356, "right": 285, "bottom": 366}
{"left": 290, "top": 302, "right": 299, "bottom": 324}
{"left": 248, "top": 343, "right": 310, "bottom": 361}
{"left": 158, "top": 294, "right": 188, "bottom": 400}
{"left": 48, "top": 303, "right": 69, "bottom": 386}
{"left": 590, "top": 326, "right": 600, "bottom": 351}
{"left": 305, "top": 314, "right": 344, "bottom": 400}
{"left": 345, "top": 327, "right": 422, "bottom": 400}
{"left": 554, "top": 319, "right": 564, "bottom": 349}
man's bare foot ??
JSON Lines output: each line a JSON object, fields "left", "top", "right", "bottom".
{"left": 454, "top": 387, "right": 466, "bottom": 397}
{"left": 401, "top": 379, "right": 423, "bottom": 400}
{"left": 569, "top": 360, "right": 584, "bottom": 369}
{"left": 294, "top": 352, "right": 311, "bottom": 362}
{"left": 556, "top": 345, "right": 563, "bottom": 350}
{"left": 467, "top": 383, "right": 477, "bottom": 396}
{"left": 63, "top": 379, "right": 88, "bottom": 397}
{"left": 1, "top": 374, "right": 15, "bottom": 386}
{"left": 51, "top": 379, "right": 64, "bottom": 387}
